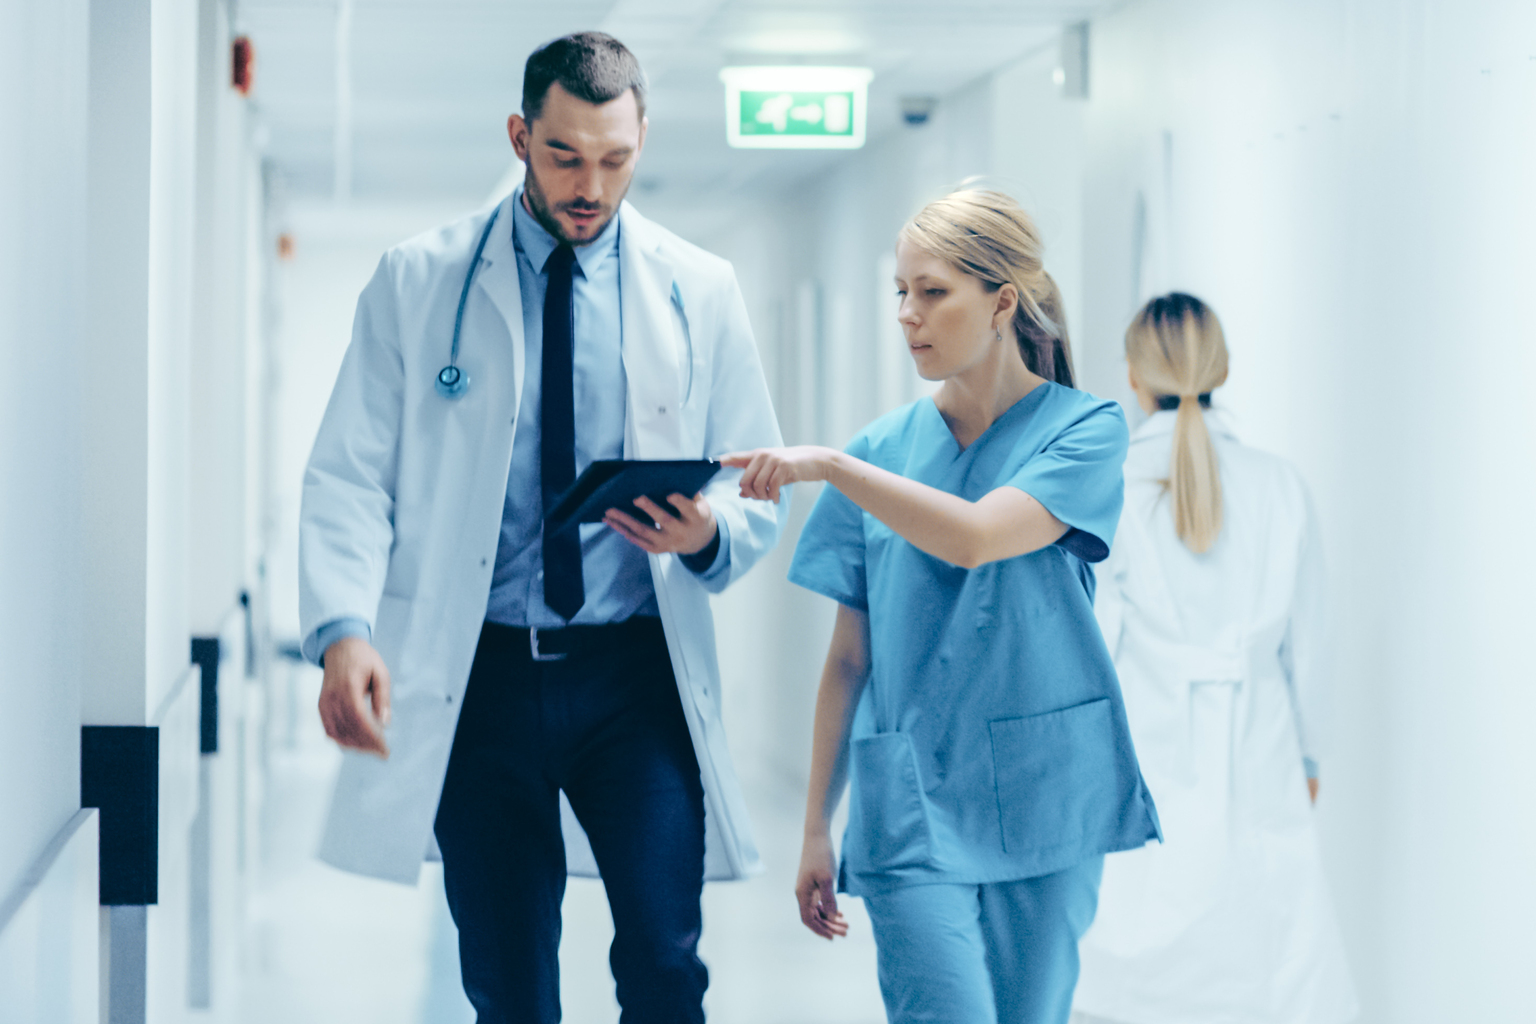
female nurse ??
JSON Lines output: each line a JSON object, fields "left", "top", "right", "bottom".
{"left": 1070, "top": 295, "right": 1358, "bottom": 1024}
{"left": 724, "top": 189, "right": 1161, "bottom": 1024}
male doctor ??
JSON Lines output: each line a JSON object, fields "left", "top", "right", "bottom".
{"left": 299, "top": 32, "right": 785, "bottom": 1023}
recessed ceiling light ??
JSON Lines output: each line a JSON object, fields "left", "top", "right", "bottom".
{"left": 724, "top": 29, "right": 864, "bottom": 55}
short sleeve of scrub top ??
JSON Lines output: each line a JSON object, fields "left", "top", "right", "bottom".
{"left": 785, "top": 433, "right": 870, "bottom": 612}
{"left": 1004, "top": 401, "right": 1127, "bottom": 564}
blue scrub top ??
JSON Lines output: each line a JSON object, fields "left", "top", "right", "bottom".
{"left": 789, "top": 382, "right": 1161, "bottom": 896}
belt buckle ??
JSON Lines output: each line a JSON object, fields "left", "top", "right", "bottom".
{"left": 529, "top": 626, "right": 567, "bottom": 662}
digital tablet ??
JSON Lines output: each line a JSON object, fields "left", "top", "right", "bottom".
{"left": 544, "top": 459, "right": 723, "bottom": 534}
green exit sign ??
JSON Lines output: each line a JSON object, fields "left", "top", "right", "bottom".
{"left": 739, "top": 91, "right": 855, "bottom": 138}
{"left": 720, "top": 67, "right": 873, "bottom": 149}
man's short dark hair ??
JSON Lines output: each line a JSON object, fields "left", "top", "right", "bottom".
{"left": 522, "top": 32, "right": 647, "bottom": 122}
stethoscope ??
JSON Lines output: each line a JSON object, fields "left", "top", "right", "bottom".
{"left": 435, "top": 204, "right": 503, "bottom": 399}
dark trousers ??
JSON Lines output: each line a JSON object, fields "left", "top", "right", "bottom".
{"left": 434, "top": 619, "right": 708, "bottom": 1024}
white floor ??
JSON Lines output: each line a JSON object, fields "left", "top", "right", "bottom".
{"left": 239, "top": 666, "right": 887, "bottom": 1024}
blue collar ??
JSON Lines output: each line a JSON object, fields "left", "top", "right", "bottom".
{"left": 511, "top": 185, "right": 620, "bottom": 277}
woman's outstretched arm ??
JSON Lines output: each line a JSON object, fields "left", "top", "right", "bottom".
{"left": 722, "top": 447, "right": 1068, "bottom": 569}
{"left": 797, "top": 603, "right": 871, "bottom": 941}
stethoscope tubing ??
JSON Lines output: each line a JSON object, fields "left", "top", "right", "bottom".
{"left": 438, "top": 202, "right": 503, "bottom": 399}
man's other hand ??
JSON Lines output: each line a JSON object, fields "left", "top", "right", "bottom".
{"left": 318, "top": 636, "right": 392, "bottom": 759}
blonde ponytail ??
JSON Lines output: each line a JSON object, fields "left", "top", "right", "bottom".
{"left": 1125, "top": 293, "right": 1229, "bottom": 553}
{"left": 1019, "top": 270, "right": 1075, "bottom": 387}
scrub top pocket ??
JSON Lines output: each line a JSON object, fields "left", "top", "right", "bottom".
{"left": 991, "top": 699, "right": 1120, "bottom": 856}
{"left": 846, "top": 732, "right": 932, "bottom": 873}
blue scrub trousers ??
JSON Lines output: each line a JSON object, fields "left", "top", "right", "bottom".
{"left": 862, "top": 858, "right": 1104, "bottom": 1024}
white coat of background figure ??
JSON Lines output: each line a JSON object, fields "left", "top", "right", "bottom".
{"left": 1072, "top": 293, "right": 1358, "bottom": 1024}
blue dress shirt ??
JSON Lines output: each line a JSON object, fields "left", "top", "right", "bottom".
{"left": 304, "top": 189, "right": 728, "bottom": 663}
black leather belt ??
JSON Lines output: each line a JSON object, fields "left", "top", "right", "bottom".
{"left": 486, "top": 617, "right": 664, "bottom": 663}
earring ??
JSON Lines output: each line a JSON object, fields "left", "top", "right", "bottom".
{"left": 995, "top": 328, "right": 1003, "bottom": 343}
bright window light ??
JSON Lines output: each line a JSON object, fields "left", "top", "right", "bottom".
{"left": 719, "top": 66, "right": 874, "bottom": 150}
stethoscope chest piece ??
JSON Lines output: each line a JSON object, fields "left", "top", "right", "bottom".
{"left": 435, "top": 364, "right": 469, "bottom": 399}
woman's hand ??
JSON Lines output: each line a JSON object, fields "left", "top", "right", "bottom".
{"left": 604, "top": 492, "right": 718, "bottom": 555}
{"left": 1308, "top": 777, "right": 1320, "bottom": 804}
{"left": 720, "top": 446, "right": 840, "bottom": 504}
{"left": 795, "top": 830, "right": 848, "bottom": 941}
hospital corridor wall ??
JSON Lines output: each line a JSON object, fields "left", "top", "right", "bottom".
{"left": 2, "top": 0, "right": 271, "bottom": 1021}
{"left": 0, "top": 0, "right": 96, "bottom": 1017}
{"left": 1075, "top": 4, "right": 1536, "bottom": 1021}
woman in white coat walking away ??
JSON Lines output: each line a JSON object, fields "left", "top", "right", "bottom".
{"left": 1072, "top": 294, "right": 1358, "bottom": 1024}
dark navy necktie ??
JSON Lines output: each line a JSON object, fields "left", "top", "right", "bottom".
{"left": 541, "top": 244, "right": 584, "bottom": 620}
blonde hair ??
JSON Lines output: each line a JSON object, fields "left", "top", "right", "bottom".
{"left": 900, "top": 188, "right": 1076, "bottom": 386}
{"left": 1125, "top": 293, "right": 1229, "bottom": 553}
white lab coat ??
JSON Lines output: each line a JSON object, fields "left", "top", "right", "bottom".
{"left": 1073, "top": 410, "right": 1357, "bottom": 1024}
{"left": 298, "top": 195, "right": 785, "bottom": 885}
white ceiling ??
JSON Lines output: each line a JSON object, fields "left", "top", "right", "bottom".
{"left": 239, "top": 0, "right": 1117, "bottom": 208}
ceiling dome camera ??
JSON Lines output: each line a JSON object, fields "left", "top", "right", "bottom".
{"left": 900, "top": 95, "right": 937, "bottom": 126}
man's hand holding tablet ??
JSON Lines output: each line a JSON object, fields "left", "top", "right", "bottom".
{"left": 544, "top": 458, "right": 724, "bottom": 556}
{"left": 604, "top": 492, "right": 718, "bottom": 555}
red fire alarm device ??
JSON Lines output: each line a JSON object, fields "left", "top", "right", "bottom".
{"left": 232, "top": 36, "right": 254, "bottom": 97}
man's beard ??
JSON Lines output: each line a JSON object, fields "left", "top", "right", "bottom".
{"left": 522, "top": 162, "right": 627, "bottom": 246}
